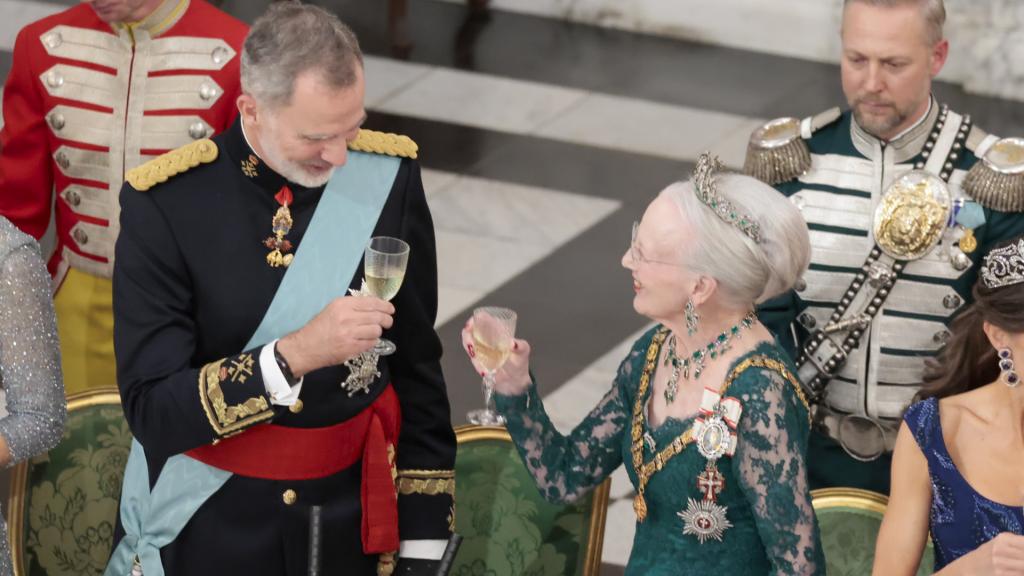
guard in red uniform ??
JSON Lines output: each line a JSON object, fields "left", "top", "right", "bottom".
{"left": 0, "top": 0, "right": 248, "bottom": 395}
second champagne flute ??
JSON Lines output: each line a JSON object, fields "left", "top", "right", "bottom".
{"left": 467, "top": 306, "right": 517, "bottom": 426}
{"left": 363, "top": 236, "right": 409, "bottom": 356}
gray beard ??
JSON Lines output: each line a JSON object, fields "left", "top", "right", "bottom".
{"left": 261, "top": 138, "right": 334, "bottom": 188}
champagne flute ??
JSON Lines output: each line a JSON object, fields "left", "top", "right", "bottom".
{"left": 364, "top": 236, "right": 410, "bottom": 356}
{"left": 467, "top": 306, "right": 517, "bottom": 426}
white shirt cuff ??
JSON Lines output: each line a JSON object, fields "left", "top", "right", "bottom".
{"left": 398, "top": 539, "right": 448, "bottom": 561}
{"left": 259, "top": 340, "right": 303, "bottom": 406}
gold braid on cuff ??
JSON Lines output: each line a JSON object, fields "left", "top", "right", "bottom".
{"left": 396, "top": 470, "right": 456, "bottom": 496}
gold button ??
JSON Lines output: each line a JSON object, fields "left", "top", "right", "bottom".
{"left": 289, "top": 399, "right": 303, "bottom": 414}
{"left": 282, "top": 489, "right": 297, "bottom": 505}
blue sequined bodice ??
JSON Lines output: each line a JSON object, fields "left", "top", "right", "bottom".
{"left": 904, "top": 398, "right": 1024, "bottom": 570}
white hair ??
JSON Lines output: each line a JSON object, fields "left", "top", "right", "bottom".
{"left": 665, "top": 173, "right": 811, "bottom": 308}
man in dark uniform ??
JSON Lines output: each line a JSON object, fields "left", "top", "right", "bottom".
{"left": 745, "top": 0, "right": 1024, "bottom": 494}
{"left": 107, "top": 4, "right": 455, "bottom": 575}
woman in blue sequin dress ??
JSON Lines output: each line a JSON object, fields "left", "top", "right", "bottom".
{"left": 461, "top": 154, "right": 824, "bottom": 574}
{"left": 875, "top": 236, "right": 1024, "bottom": 575}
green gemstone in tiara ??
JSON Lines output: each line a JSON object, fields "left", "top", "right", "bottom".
{"left": 693, "top": 152, "right": 763, "bottom": 244}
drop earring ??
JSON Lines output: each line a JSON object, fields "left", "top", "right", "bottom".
{"left": 685, "top": 299, "right": 700, "bottom": 336}
{"left": 998, "top": 348, "right": 1020, "bottom": 388}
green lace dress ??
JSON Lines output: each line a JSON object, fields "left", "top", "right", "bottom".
{"left": 494, "top": 326, "right": 825, "bottom": 575}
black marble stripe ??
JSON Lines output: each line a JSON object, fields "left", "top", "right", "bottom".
{"left": 367, "top": 112, "right": 691, "bottom": 200}
{"left": 11, "top": 0, "right": 1024, "bottom": 135}
{"left": 435, "top": 199, "right": 647, "bottom": 425}
{"left": 0, "top": 51, "right": 10, "bottom": 85}
{"left": 364, "top": 113, "right": 691, "bottom": 423}
{"left": 326, "top": 0, "right": 1024, "bottom": 134}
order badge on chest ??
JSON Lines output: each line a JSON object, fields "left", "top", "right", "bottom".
{"left": 678, "top": 389, "right": 743, "bottom": 544}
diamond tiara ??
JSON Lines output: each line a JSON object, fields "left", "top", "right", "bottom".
{"left": 692, "top": 152, "right": 763, "bottom": 244}
{"left": 981, "top": 237, "right": 1024, "bottom": 289}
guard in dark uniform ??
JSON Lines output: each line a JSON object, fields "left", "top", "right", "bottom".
{"left": 107, "top": 4, "right": 455, "bottom": 575}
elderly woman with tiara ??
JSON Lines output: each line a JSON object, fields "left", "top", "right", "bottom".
{"left": 462, "top": 153, "right": 824, "bottom": 574}
{"left": 874, "top": 235, "right": 1024, "bottom": 575}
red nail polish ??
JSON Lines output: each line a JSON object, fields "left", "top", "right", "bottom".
{"left": 513, "top": 341, "right": 518, "bottom": 350}
{"left": 467, "top": 343, "right": 475, "bottom": 357}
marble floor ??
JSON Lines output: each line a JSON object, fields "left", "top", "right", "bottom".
{"left": 4, "top": 0, "right": 1024, "bottom": 573}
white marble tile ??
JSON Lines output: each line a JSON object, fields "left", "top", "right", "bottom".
{"left": 363, "top": 56, "right": 433, "bottom": 109}
{"left": 434, "top": 0, "right": 841, "bottom": 66}
{"left": 601, "top": 498, "right": 637, "bottom": 566}
{"left": 544, "top": 366, "right": 616, "bottom": 434}
{"left": 436, "top": 285, "right": 485, "bottom": 327}
{"left": 420, "top": 168, "right": 460, "bottom": 201}
{"left": 427, "top": 172, "right": 619, "bottom": 325}
{"left": 609, "top": 465, "right": 634, "bottom": 500}
{"left": 374, "top": 67, "right": 587, "bottom": 135}
{"left": 434, "top": 229, "right": 550, "bottom": 294}
{"left": 428, "top": 174, "right": 620, "bottom": 246}
{"left": 535, "top": 93, "right": 752, "bottom": 161}
{"left": 707, "top": 118, "right": 765, "bottom": 170}
{"left": 0, "top": 0, "right": 66, "bottom": 52}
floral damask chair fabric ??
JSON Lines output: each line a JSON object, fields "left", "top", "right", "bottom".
{"left": 451, "top": 425, "right": 610, "bottom": 576}
{"left": 6, "top": 388, "right": 129, "bottom": 576}
{"left": 812, "top": 488, "right": 934, "bottom": 576}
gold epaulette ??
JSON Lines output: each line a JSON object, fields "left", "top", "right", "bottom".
{"left": 348, "top": 129, "right": 418, "bottom": 160}
{"left": 963, "top": 136, "right": 1024, "bottom": 212}
{"left": 127, "top": 139, "right": 218, "bottom": 191}
{"left": 743, "top": 107, "right": 841, "bottom": 185}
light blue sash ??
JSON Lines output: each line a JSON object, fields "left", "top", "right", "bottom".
{"left": 105, "top": 152, "right": 400, "bottom": 576}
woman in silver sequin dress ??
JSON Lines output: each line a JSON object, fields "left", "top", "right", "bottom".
{"left": 0, "top": 216, "right": 67, "bottom": 576}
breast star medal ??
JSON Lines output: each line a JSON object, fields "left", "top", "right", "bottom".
{"left": 265, "top": 186, "right": 295, "bottom": 267}
{"left": 680, "top": 389, "right": 743, "bottom": 543}
{"left": 679, "top": 497, "right": 732, "bottom": 544}
{"left": 341, "top": 281, "right": 381, "bottom": 395}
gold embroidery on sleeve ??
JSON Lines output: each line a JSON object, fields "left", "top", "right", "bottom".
{"left": 395, "top": 469, "right": 456, "bottom": 496}
{"left": 198, "top": 357, "right": 272, "bottom": 436}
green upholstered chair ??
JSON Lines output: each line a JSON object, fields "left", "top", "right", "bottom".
{"left": 7, "top": 388, "right": 130, "bottom": 576}
{"left": 452, "top": 425, "right": 611, "bottom": 576}
{"left": 812, "top": 487, "right": 934, "bottom": 576}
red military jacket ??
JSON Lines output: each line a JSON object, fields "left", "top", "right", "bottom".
{"left": 0, "top": 0, "right": 248, "bottom": 280}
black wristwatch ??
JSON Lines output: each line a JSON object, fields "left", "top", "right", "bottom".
{"left": 273, "top": 341, "right": 298, "bottom": 386}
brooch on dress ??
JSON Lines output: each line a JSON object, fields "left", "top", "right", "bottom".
{"left": 678, "top": 388, "right": 742, "bottom": 543}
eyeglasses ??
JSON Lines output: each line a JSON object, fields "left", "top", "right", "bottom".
{"left": 630, "top": 221, "right": 683, "bottom": 267}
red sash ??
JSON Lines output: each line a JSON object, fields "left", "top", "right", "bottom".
{"left": 187, "top": 385, "right": 402, "bottom": 554}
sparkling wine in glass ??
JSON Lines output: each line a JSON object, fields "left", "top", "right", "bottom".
{"left": 467, "top": 306, "right": 517, "bottom": 426}
{"left": 364, "top": 236, "right": 409, "bottom": 356}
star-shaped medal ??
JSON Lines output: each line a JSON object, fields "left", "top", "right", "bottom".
{"left": 678, "top": 498, "right": 732, "bottom": 544}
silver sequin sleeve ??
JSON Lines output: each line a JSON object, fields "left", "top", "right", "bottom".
{"left": 0, "top": 225, "right": 67, "bottom": 467}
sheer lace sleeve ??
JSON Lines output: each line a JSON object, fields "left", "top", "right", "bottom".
{"left": 0, "top": 242, "right": 67, "bottom": 466}
{"left": 493, "top": 347, "right": 639, "bottom": 505}
{"left": 731, "top": 368, "right": 824, "bottom": 576}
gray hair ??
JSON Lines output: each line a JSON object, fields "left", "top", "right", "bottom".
{"left": 241, "top": 2, "right": 364, "bottom": 108}
{"left": 843, "top": 0, "right": 946, "bottom": 45}
{"left": 665, "top": 174, "right": 811, "bottom": 308}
